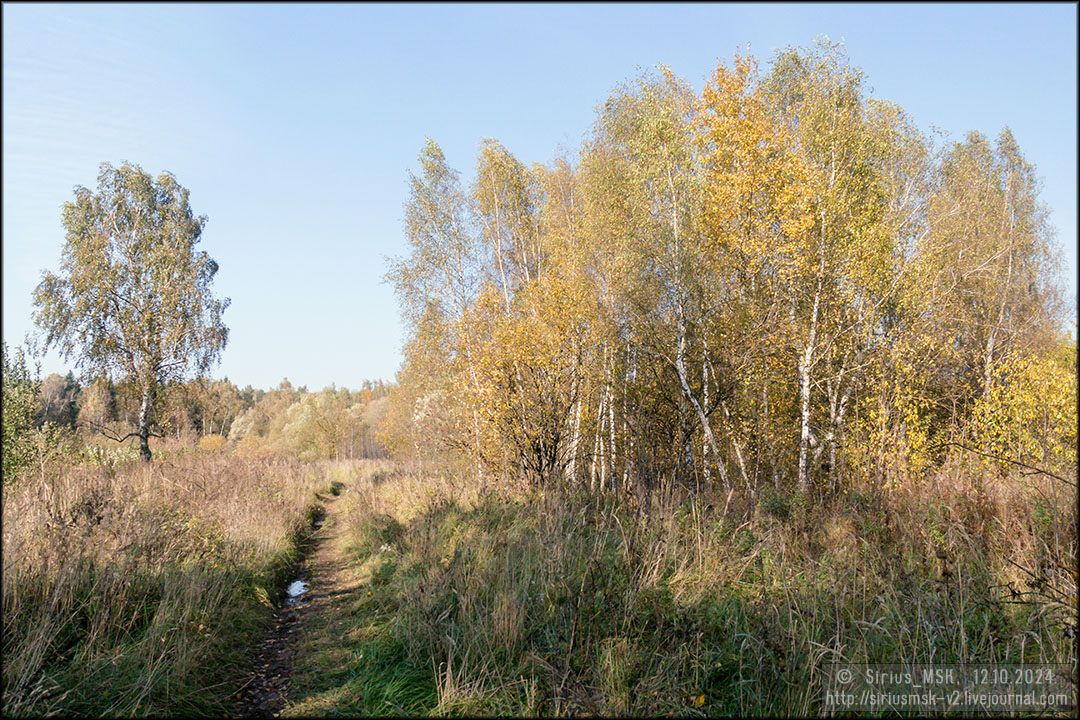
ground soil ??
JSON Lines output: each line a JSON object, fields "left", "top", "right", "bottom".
{"left": 231, "top": 490, "right": 359, "bottom": 717}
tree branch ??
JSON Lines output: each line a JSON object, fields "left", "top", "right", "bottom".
{"left": 80, "top": 417, "right": 163, "bottom": 444}
{"left": 931, "top": 441, "right": 1076, "bottom": 489}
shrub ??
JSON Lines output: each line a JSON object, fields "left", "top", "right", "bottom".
{"left": 2, "top": 342, "right": 38, "bottom": 483}
{"left": 198, "top": 433, "right": 227, "bottom": 453}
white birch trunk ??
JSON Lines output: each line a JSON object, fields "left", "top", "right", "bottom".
{"left": 591, "top": 386, "right": 604, "bottom": 493}
{"left": 797, "top": 277, "right": 822, "bottom": 493}
{"left": 568, "top": 396, "right": 582, "bottom": 483}
{"left": 674, "top": 304, "right": 729, "bottom": 491}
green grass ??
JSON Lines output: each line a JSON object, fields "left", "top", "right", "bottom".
{"left": 285, "top": 601, "right": 437, "bottom": 717}
{"left": 1, "top": 456, "right": 337, "bottom": 717}
{"left": 285, "top": 460, "right": 1076, "bottom": 717}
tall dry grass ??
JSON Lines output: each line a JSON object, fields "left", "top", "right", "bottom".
{"left": 1, "top": 453, "right": 330, "bottom": 717}
{"left": 293, "top": 454, "right": 1076, "bottom": 716}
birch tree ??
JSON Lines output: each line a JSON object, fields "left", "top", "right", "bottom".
{"left": 32, "top": 162, "right": 228, "bottom": 462}
{"left": 697, "top": 52, "right": 815, "bottom": 491}
{"left": 586, "top": 66, "right": 734, "bottom": 491}
{"left": 764, "top": 42, "right": 893, "bottom": 492}
{"left": 386, "top": 139, "right": 486, "bottom": 479}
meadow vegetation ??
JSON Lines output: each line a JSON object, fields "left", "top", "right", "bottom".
{"left": 1, "top": 452, "right": 337, "bottom": 716}
{"left": 284, "top": 456, "right": 1075, "bottom": 716}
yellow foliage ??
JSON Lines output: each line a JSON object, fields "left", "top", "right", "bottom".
{"left": 970, "top": 344, "right": 1078, "bottom": 473}
{"left": 198, "top": 434, "right": 227, "bottom": 453}
{"left": 695, "top": 53, "right": 815, "bottom": 282}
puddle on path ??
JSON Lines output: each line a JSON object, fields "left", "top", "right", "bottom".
{"left": 284, "top": 578, "right": 309, "bottom": 606}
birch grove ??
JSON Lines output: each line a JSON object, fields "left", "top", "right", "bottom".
{"left": 385, "top": 42, "right": 1075, "bottom": 500}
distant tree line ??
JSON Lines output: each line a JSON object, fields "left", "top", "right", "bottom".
{"left": 0, "top": 357, "right": 392, "bottom": 482}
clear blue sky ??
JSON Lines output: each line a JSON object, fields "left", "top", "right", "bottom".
{"left": 4, "top": 3, "right": 1076, "bottom": 391}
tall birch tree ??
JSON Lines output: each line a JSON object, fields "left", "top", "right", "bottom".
{"left": 32, "top": 162, "right": 228, "bottom": 462}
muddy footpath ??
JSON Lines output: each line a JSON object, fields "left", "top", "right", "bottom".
{"left": 231, "top": 493, "right": 337, "bottom": 718}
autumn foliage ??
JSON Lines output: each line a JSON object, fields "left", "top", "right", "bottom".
{"left": 386, "top": 42, "right": 1075, "bottom": 498}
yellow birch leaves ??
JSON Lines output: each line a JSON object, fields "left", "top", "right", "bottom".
{"left": 696, "top": 53, "right": 814, "bottom": 283}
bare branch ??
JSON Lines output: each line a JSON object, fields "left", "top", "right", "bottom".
{"left": 931, "top": 440, "right": 1076, "bottom": 489}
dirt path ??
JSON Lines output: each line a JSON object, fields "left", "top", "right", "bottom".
{"left": 231, "top": 489, "right": 359, "bottom": 717}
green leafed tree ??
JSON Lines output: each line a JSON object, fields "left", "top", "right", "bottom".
{"left": 32, "top": 161, "right": 229, "bottom": 462}
{"left": 2, "top": 342, "right": 39, "bottom": 482}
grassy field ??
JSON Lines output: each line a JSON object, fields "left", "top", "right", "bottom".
{"left": 1, "top": 453, "right": 337, "bottom": 717}
{"left": 3, "top": 452, "right": 1074, "bottom": 716}
{"left": 287, "top": 458, "right": 1076, "bottom": 716}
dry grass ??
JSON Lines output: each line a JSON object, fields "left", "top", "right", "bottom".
{"left": 1, "top": 453, "right": 330, "bottom": 717}
{"left": 287, "top": 454, "right": 1076, "bottom": 716}
{"left": 6, "top": 446, "right": 1070, "bottom": 716}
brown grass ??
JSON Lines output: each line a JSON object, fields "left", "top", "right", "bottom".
{"left": 285, "top": 452, "right": 1076, "bottom": 716}
{"left": 1, "top": 453, "right": 330, "bottom": 717}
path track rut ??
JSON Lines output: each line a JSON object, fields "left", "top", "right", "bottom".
{"left": 231, "top": 488, "right": 358, "bottom": 717}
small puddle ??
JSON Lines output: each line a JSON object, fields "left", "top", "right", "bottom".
{"left": 284, "top": 577, "right": 309, "bottom": 606}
